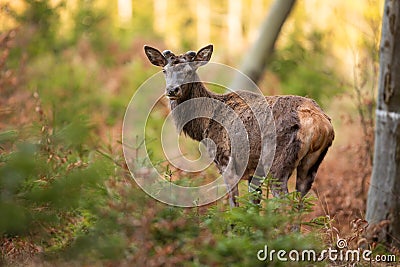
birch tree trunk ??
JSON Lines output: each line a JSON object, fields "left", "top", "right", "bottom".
{"left": 366, "top": 0, "right": 400, "bottom": 247}
{"left": 230, "top": 0, "right": 296, "bottom": 91}
{"left": 118, "top": 0, "right": 132, "bottom": 23}
{"left": 227, "top": 0, "right": 243, "bottom": 54}
{"left": 248, "top": 0, "right": 264, "bottom": 42}
{"left": 196, "top": 0, "right": 210, "bottom": 47}
{"left": 153, "top": 0, "right": 167, "bottom": 34}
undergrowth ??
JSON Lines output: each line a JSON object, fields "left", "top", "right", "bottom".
{"left": 0, "top": 115, "right": 326, "bottom": 266}
{"left": 1, "top": 1, "right": 398, "bottom": 265}
{"left": 0, "top": 89, "right": 324, "bottom": 265}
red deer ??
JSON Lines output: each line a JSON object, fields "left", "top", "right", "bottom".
{"left": 144, "top": 44, "right": 334, "bottom": 207}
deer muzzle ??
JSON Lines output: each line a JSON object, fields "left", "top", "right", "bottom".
{"left": 166, "top": 86, "right": 181, "bottom": 99}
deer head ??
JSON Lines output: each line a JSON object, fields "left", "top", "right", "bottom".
{"left": 144, "top": 44, "right": 213, "bottom": 100}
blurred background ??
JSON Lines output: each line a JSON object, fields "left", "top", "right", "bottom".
{"left": 0, "top": 0, "right": 385, "bottom": 265}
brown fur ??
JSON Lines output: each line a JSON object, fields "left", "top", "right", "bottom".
{"left": 171, "top": 81, "right": 334, "bottom": 200}
{"left": 144, "top": 45, "right": 335, "bottom": 206}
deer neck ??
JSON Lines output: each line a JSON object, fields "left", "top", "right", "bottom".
{"left": 170, "top": 81, "right": 216, "bottom": 142}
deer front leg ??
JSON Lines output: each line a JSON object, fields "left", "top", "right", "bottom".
{"left": 223, "top": 160, "right": 240, "bottom": 207}
{"left": 223, "top": 176, "right": 239, "bottom": 207}
{"left": 228, "top": 185, "right": 239, "bottom": 207}
{"left": 248, "top": 176, "right": 263, "bottom": 205}
{"left": 269, "top": 168, "right": 291, "bottom": 198}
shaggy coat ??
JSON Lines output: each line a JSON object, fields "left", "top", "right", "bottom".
{"left": 144, "top": 44, "right": 335, "bottom": 207}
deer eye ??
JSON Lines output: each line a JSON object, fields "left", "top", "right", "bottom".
{"left": 162, "top": 69, "right": 166, "bottom": 74}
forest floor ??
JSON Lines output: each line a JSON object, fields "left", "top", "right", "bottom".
{"left": 2, "top": 82, "right": 372, "bottom": 232}
{"left": 2, "top": 37, "right": 394, "bottom": 264}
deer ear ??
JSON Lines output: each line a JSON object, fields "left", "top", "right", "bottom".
{"left": 194, "top": 44, "right": 213, "bottom": 64}
{"left": 144, "top": 45, "right": 167, "bottom": 67}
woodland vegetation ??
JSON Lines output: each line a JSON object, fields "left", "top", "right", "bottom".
{"left": 0, "top": 0, "right": 398, "bottom": 266}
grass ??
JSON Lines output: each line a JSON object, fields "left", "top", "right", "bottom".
{"left": 0, "top": 3, "right": 398, "bottom": 265}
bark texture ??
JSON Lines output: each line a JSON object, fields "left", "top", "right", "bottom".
{"left": 366, "top": 0, "right": 400, "bottom": 247}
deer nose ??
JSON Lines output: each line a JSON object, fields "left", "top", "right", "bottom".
{"left": 166, "top": 86, "right": 181, "bottom": 98}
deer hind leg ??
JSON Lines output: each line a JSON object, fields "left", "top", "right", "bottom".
{"left": 268, "top": 161, "right": 294, "bottom": 197}
{"left": 296, "top": 147, "right": 329, "bottom": 197}
{"left": 270, "top": 133, "right": 302, "bottom": 197}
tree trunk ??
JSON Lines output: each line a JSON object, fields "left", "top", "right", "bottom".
{"left": 248, "top": 0, "right": 264, "bottom": 42}
{"left": 153, "top": 0, "right": 168, "bottom": 34}
{"left": 366, "top": 0, "right": 400, "bottom": 247}
{"left": 227, "top": 0, "right": 243, "bottom": 54}
{"left": 230, "top": 0, "right": 296, "bottom": 91}
{"left": 196, "top": 0, "right": 210, "bottom": 47}
{"left": 118, "top": 0, "right": 132, "bottom": 23}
